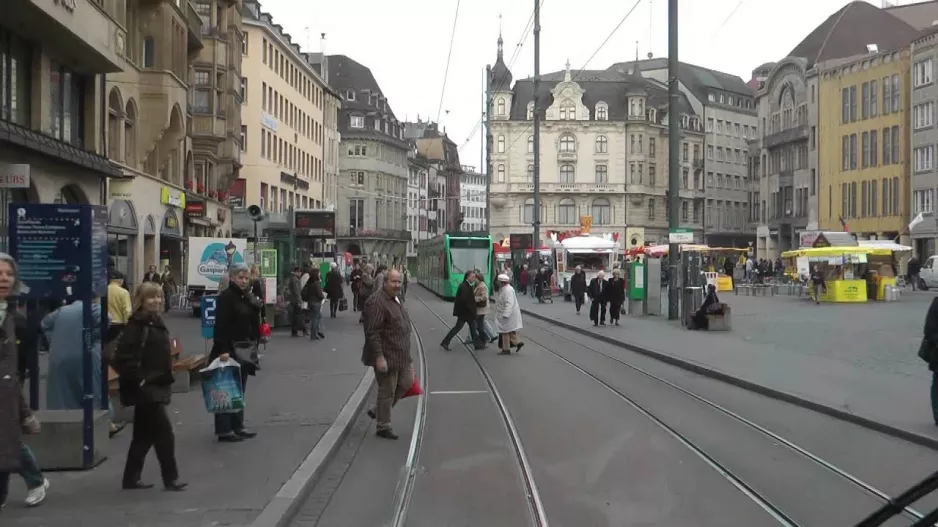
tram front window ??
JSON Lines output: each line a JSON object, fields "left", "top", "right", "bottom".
{"left": 450, "top": 248, "right": 489, "bottom": 275}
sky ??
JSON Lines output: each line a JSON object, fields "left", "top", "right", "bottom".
{"left": 258, "top": 0, "right": 900, "bottom": 171}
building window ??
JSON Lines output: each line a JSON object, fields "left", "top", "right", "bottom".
{"left": 595, "top": 135, "right": 608, "bottom": 153}
{"left": 595, "top": 102, "right": 608, "bottom": 120}
{"left": 870, "top": 180, "right": 878, "bottom": 216}
{"left": 242, "top": 33, "right": 248, "bottom": 55}
{"left": 556, "top": 198, "right": 577, "bottom": 224}
{"left": 559, "top": 134, "right": 576, "bottom": 153}
{"left": 526, "top": 164, "right": 534, "bottom": 182}
{"left": 240, "top": 125, "right": 246, "bottom": 151}
{"left": 142, "top": 37, "right": 155, "bottom": 68}
{"left": 497, "top": 134, "right": 505, "bottom": 153}
{"left": 861, "top": 82, "right": 870, "bottom": 120}
{"left": 914, "top": 101, "right": 934, "bottom": 130}
{"left": 350, "top": 115, "right": 364, "bottom": 128}
{"left": 648, "top": 199, "right": 655, "bottom": 220}
{"left": 0, "top": 27, "right": 32, "bottom": 126}
{"left": 346, "top": 89, "right": 355, "bottom": 101}
{"left": 523, "top": 198, "right": 534, "bottom": 224}
{"left": 497, "top": 97, "right": 505, "bottom": 115}
{"left": 870, "top": 80, "right": 878, "bottom": 117}
{"left": 497, "top": 164, "right": 505, "bottom": 182}
{"left": 915, "top": 146, "right": 934, "bottom": 173}
{"left": 48, "top": 62, "right": 85, "bottom": 146}
{"left": 526, "top": 102, "right": 534, "bottom": 120}
{"left": 891, "top": 74, "right": 900, "bottom": 113}
{"left": 595, "top": 164, "right": 607, "bottom": 184}
{"left": 240, "top": 77, "right": 247, "bottom": 102}
{"left": 560, "top": 164, "right": 575, "bottom": 184}
{"left": 527, "top": 135, "right": 534, "bottom": 153}
{"left": 349, "top": 198, "right": 365, "bottom": 232}
{"left": 591, "top": 198, "right": 611, "bottom": 225}
{"left": 915, "top": 59, "right": 933, "bottom": 88}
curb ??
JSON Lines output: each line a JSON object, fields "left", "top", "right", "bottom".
{"left": 250, "top": 367, "right": 375, "bottom": 527}
{"left": 521, "top": 308, "right": 938, "bottom": 452}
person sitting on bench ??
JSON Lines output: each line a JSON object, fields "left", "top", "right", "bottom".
{"left": 691, "top": 284, "right": 724, "bottom": 330}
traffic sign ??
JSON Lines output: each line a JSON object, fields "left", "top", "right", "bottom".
{"left": 668, "top": 228, "right": 694, "bottom": 244}
{"left": 201, "top": 295, "right": 218, "bottom": 339}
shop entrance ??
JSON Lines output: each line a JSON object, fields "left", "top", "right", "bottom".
{"left": 160, "top": 208, "right": 185, "bottom": 283}
{"left": 108, "top": 200, "right": 138, "bottom": 285}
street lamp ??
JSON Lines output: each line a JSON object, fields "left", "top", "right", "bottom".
{"left": 247, "top": 204, "right": 266, "bottom": 265}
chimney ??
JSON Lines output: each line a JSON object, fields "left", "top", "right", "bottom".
{"left": 320, "top": 33, "right": 328, "bottom": 83}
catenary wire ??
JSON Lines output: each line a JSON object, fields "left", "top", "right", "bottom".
{"left": 435, "top": 0, "right": 463, "bottom": 124}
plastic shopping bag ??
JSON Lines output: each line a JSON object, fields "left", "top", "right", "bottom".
{"left": 200, "top": 358, "right": 244, "bottom": 414}
{"left": 402, "top": 376, "right": 423, "bottom": 399}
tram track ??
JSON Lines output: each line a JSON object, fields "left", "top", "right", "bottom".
{"left": 519, "top": 314, "right": 934, "bottom": 526}
{"left": 410, "top": 289, "right": 550, "bottom": 527}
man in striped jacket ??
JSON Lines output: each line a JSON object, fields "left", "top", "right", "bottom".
{"left": 361, "top": 269, "right": 414, "bottom": 440}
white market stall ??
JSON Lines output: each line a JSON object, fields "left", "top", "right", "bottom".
{"left": 552, "top": 233, "right": 620, "bottom": 300}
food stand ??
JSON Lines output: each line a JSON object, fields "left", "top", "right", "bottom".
{"left": 780, "top": 246, "right": 872, "bottom": 302}
{"left": 857, "top": 240, "right": 911, "bottom": 300}
{"left": 550, "top": 217, "right": 619, "bottom": 300}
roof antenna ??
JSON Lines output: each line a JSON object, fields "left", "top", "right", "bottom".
{"left": 648, "top": 0, "right": 653, "bottom": 57}
{"left": 635, "top": 41, "right": 639, "bottom": 61}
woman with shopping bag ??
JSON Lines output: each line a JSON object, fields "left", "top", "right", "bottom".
{"left": 113, "top": 282, "right": 186, "bottom": 491}
{"left": 210, "top": 263, "right": 262, "bottom": 443}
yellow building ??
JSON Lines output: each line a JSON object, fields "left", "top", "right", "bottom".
{"left": 817, "top": 47, "right": 910, "bottom": 241}
{"left": 239, "top": 0, "right": 330, "bottom": 213}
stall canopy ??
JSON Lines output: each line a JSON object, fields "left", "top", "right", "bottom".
{"left": 810, "top": 231, "right": 858, "bottom": 248}
{"left": 857, "top": 240, "right": 912, "bottom": 252}
{"left": 561, "top": 234, "right": 617, "bottom": 254}
{"left": 781, "top": 246, "right": 893, "bottom": 258}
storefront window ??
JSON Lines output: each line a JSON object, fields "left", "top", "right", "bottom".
{"left": 0, "top": 25, "right": 32, "bottom": 126}
{"left": 108, "top": 233, "right": 132, "bottom": 281}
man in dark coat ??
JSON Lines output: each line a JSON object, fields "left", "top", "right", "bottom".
{"left": 440, "top": 271, "right": 484, "bottom": 350}
{"left": 587, "top": 270, "right": 609, "bottom": 326}
{"left": 570, "top": 267, "right": 588, "bottom": 314}
{"left": 324, "top": 262, "right": 344, "bottom": 318}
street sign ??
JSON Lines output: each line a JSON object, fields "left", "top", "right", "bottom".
{"left": 668, "top": 228, "right": 694, "bottom": 244}
{"left": 201, "top": 295, "right": 217, "bottom": 339}
{"left": 9, "top": 203, "right": 109, "bottom": 469}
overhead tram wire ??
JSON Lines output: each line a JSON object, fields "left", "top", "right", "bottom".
{"left": 435, "top": 0, "right": 462, "bottom": 124}
{"left": 458, "top": 1, "right": 544, "bottom": 152}
{"left": 501, "top": 0, "right": 645, "bottom": 154}
{"left": 707, "top": 0, "right": 749, "bottom": 44}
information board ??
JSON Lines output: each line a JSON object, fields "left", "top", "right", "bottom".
{"left": 9, "top": 203, "right": 108, "bottom": 299}
{"left": 201, "top": 295, "right": 217, "bottom": 339}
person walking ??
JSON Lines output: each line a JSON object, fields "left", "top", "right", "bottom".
{"left": 357, "top": 264, "right": 375, "bottom": 323}
{"left": 587, "top": 270, "right": 609, "bottom": 327}
{"left": 362, "top": 269, "right": 414, "bottom": 440}
{"left": 114, "top": 282, "right": 186, "bottom": 492}
{"left": 349, "top": 262, "right": 363, "bottom": 312}
{"left": 210, "top": 263, "right": 261, "bottom": 442}
{"left": 160, "top": 267, "right": 178, "bottom": 313}
{"left": 440, "top": 271, "right": 484, "bottom": 351}
{"left": 494, "top": 274, "right": 524, "bottom": 355}
{"left": 324, "top": 262, "right": 344, "bottom": 318}
{"left": 0, "top": 253, "right": 49, "bottom": 509}
{"left": 106, "top": 270, "right": 132, "bottom": 343}
{"left": 304, "top": 268, "right": 326, "bottom": 339}
{"left": 607, "top": 268, "right": 626, "bottom": 325}
{"left": 142, "top": 265, "right": 161, "bottom": 284}
{"left": 473, "top": 270, "right": 495, "bottom": 344}
{"left": 570, "top": 266, "right": 587, "bottom": 315}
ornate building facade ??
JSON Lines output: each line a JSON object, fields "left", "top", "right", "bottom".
{"left": 486, "top": 37, "right": 705, "bottom": 248}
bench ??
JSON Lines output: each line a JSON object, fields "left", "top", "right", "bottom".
{"left": 706, "top": 305, "right": 732, "bottom": 331}
{"left": 171, "top": 338, "right": 207, "bottom": 393}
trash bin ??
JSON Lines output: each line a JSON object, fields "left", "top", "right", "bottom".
{"left": 682, "top": 286, "right": 704, "bottom": 328}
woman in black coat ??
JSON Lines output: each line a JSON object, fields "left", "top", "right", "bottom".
{"left": 113, "top": 282, "right": 186, "bottom": 491}
{"left": 211, "top": 263, "right": 262, "bottom": 442}
{"left": 606, "top": 269, "right": 626, "bottom": 325}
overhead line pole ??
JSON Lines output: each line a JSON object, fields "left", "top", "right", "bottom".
{"left": 532, "top": 0, "right": 541, "bottom": 266}
{"left": 667, "top": 0, "right": 680, "bottom": 320}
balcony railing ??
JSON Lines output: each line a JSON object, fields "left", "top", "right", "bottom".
{"left": 763, "top": 125, "right": 808, "bottom": 149}
{"left": 336, "top": 227, "right": 412, "bottom": 240}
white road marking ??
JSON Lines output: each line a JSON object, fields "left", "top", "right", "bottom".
{"left": 429, "top": 390, "right": 489, "bottom": 395}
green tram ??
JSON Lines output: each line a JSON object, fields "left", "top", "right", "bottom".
{"left": 416, "top": 232, "right": 494, "bottom": 299}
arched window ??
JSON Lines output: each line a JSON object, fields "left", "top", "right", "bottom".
{"left": 560, "top": 164, "right": 575, "bottom": 184}
{"left": 595, "top": 135, "right": 608, "bottom": 153}
{"left": 523, "top": 197, "right": 535, "bottom": 223}
{"left": 527, "top": 102, "right": 535, "bottom": 120}
{"left": 527, "top": 135, "right": 534, "bottom": 153}
{"left": 556, "top": 198, "right": 577, "bottom": 224}
{"left": 526, "top": 164, "right": 534, "bottom": 182}
{"left": 648, "top": 108, "right": 657, "bottom": 123}
{"left": 592, "top": 198, "right": 612, "bottom": 224}
{"left": 497, "top": 97, "right": 506, "bottom": 115}
{"left": 497, "top": 164, "right": 506, "bottom": 182}
{"left": 497, "top": 135, "right": 506, "bottom": 153}
{"left": 595, "top": 102, "right": 608, "bottom": 120}
{"left": 681, "top": 115, "right": 690, "bottom": 128}
{"left": 559, "top": 134, "right": 576, "bottom": 153}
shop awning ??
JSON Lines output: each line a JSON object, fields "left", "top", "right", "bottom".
{"left": 857, "top": 240, "right": 912, "bottom": 252}
{"left": 781, "top": 246, "right": 894, "bottom": 258}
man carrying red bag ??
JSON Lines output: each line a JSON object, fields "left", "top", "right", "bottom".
{"left": 362, "top": 269, "right": 416, "bottom": 440}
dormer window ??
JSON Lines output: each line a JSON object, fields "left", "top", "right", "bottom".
{"left": 595, "top": 102, "right": 608, "bottom": 120}
{"left": 497, "top": 97, "right": 506, "bottom": 116}
{"left": 346, "top": 89, "right": 355, "bottom": 101}
{"left": 648, "top": 108, "right": 657, "bottom": 123}
{"left": 526, "top": 102, "right": 534, "bottom": 120}
{"left": 681, "top": 115, "right": 690, "bottom": 128}
{"left": 350, "top": 115, "right": 364, "bottom": 128}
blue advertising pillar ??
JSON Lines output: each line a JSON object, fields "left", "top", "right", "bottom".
{"left": 9, "top": 203, "right": 109, "bottom": 469}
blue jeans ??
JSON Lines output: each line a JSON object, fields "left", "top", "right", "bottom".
{"left": 0, "top": 443, "right": 45, "bottom": 504}
{"left": 931, "top": 372, "right": 938, "bottom": 425}
{"left": 309, "top": 302, "right": 323, "bottom": 339}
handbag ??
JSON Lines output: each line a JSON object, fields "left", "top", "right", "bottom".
{"left": 339, "top": 297, "right": 348, "bottom": 311}
{"left": 200, "top": 359, "right": 245, "bottom": 414}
